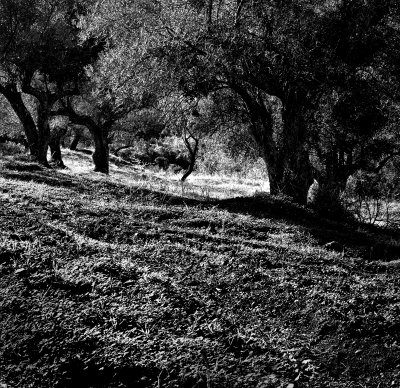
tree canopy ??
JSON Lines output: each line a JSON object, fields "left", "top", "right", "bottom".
{"left": 1, "top": 0, "right": 399, "bottom": 205}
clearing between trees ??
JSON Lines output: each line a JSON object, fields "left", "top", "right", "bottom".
{"left": 1, "top": 151, "right": 400, "bottom": 388}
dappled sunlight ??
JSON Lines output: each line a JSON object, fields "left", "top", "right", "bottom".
{"left": 1, "top": 0, "right": 400, "bottom": 385}
{"left": 58, "top": 148, "right": 270, "bottom": 200}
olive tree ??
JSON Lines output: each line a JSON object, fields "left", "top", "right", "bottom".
{"left": 0, "top": 0, "right": 102, "bottom": 166}
{"left": 84, "top": 0, "right": 400, "bottom": 204}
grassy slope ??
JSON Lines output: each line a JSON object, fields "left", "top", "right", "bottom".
{"left": 1, "top": 150, "right": 400, "bottom": 388}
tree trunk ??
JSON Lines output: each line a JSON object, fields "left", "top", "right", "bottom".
{"left": 307, "top": 143, "right": 357, "bottom": 216}
{"left": 308, "top": 157, "right": 353, "bottom": 217}
{"left": 114, "top": 145, "right": 134, "bottom": 155}
{"left": 251, "top": 103, "right": 312, "bottom": 204}
{"left": 69, "top": 134, "right": 81, "bottom": 150}
{"left": 307, "top": 178, "right": 348, "bottom": 218}
{"left": 0, "top": 85, "right": 39, "bottom": 158}
{"left": 266, "top": 148, "right": 313, "bottom": 204}
{"left": 231, "top": 83, "right": 312, "bottom": 204}
{"left": 49, "top": 138, "right": 64, "bottom": 167}
{"left": 181, "top": 146, "right": 198, "bottom": 182}
{"left": 36, "top": 103, "right": 51, "bottom": 167}
{"left": 273, "top": 99, "right": 313, "bottom": 204}
{"left": 49, "top": 126, "right": 67, "bottom": 168}
{"left": 91, "top": 126, "right": 109, "bottom": 174}
{"left": 181, "top": 125, "right": 199, "bottom": 182}
{"left": 264, "top": 150, "right": 284, "bottom": 196}
{"left": 65, "top": 109, "right": 110, "bottom": 174}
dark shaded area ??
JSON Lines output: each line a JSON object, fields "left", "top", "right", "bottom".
{"left": 93, "top": 262, "right": 138, "bottom": 282}
{"left": 2, "top": 170, "right": 86, "bottom": 192}
{"left": 4, "top": 161, "right": 43, "bottom": 172}
{"left": 69, "top": 134, "right": 81, "bottom": 151}
{"left": 56, "top": 361, "right": 157, "bottom": 388}
{"left": 218, "top": 194, "right": 400, "bottom": 261}
{"left": 0, "top": 134, "right": 28, "bottom": 148}
{"left": 29, "top": 274, "right": 93, "bottom": 296}
{"left": 0, "top": 247, "right": 21, "bottom": 264}
{"left": 74, "top": 148, "right": 93, "bottom": 155}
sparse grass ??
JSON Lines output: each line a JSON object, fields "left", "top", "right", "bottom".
{"left": 56, "top": 148, "right": 269, "bottom": 201}
{"left": 1, "top": 150, "right": 400, "bottom": 388}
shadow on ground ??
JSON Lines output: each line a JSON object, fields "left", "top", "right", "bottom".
{"left": 2, "top": 157, "right": 399, "bottom": 262}
{"left": 218, "top": 194, "right": 400, "bottom": 261}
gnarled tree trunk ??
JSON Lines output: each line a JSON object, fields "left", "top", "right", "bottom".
{"left": 0, "top": 84, "right": 39, "bottom": 158}
{"left": 181, "top": 113, "right": 200, "bottom": 182}
{"left": 307, "top": 147, "right": 356, "bottom": 217}
{"left": 49, "top": 139, "right": 64, "bottom": 167}
{"left": 266, "top": 149, "right": 313, "bottom": 204}
{"left": 69, "top": 133, "right": 81, "bottom": 150}
{"left": 91, "top": 126, "right": 109, "bottom": 174}
{"left": 36, "top": 103, "right": 51, "bottom": 167}
{"left": 233, "top": 83, "right": 312, "bottom": 204}
{"left": 65, "top": 108, "right": 110, "bottom": 174}
{"left": 49, "top": 125, "right": 68, "bottom": 168}
{"left": 267, "top": 95, "right": 313, "bottom": 204}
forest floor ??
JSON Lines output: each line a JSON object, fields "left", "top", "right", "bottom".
{"left": 1, "top": 149, "right": 400, "bottom": 388}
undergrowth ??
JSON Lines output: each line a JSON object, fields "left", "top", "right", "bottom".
{"left": 1, "top": 151, "right": 400, "bottom": 388}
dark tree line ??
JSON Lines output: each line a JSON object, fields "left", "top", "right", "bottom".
{"left": 1, "top": 0, "right": 400, "bottom": 208}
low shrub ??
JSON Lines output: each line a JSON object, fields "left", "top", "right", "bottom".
{"left": 342, "top": 170, "right": 400, "bottom": 228}
{"left": 0, "top": 141, "right": 26, "bottom": 156}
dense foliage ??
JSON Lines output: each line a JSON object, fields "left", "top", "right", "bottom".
{"left": 0, "top": 0, "right": 399, "bottom": 208}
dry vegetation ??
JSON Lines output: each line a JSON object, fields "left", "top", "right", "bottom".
{"left": 1, "top": 148, "right": 400, "bottom": 388}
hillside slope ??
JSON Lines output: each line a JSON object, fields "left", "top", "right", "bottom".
{"left": 1, "top": 152, "right": 400, "bottom": 388}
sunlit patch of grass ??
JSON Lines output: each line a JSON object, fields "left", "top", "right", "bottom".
{"left": 58, "top": 148, "right": 269, "bottom": 200}
{"left": 151, "top": 171, "right": 270, "bottom": 199}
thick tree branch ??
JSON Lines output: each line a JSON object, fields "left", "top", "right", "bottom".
{"left": 374, "top": 151, "right": 400, "bottom": 173}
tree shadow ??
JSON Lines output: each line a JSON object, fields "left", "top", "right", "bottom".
{"left": 56, "top": 361, "right": 156, "bottom": 388}
{"left": 74, "top": 148, "right": 93, "bottom": 155}
{"left": 2, "top": 170, "right": 87, "bottom": 192}
{"left": 217, "top": 194, "right": 400, "bottom": 262}
{"left": 2, "top": 159, "right": 399, "bottom": 262}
